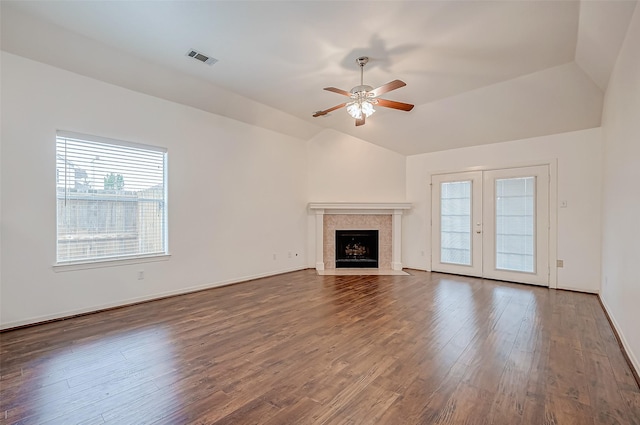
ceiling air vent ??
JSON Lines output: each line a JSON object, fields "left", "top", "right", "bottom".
{"left": 186, "top": 49, "right": 218, "bottom": 66}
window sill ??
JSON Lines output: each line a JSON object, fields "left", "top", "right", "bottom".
{"left": 53, "top": 254, "right": 171, "bottom": 272}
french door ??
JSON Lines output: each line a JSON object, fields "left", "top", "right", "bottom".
{"left": 432, "top": 165, "right": 549, "bottom": 286}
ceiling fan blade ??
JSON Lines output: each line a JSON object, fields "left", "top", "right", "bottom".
{"left": 376, "top": 98, "right": 414, "bottom": 112}
{"left": 313, "top": 103, "right": 347, "bottom": 117}
{"left": 355, "top": 116, "right": 365, "bottom": 126}
{"left": 370, "top": 80, "right": 406, "bottom": 97}
{"left": 324, "top": 87, "right": 352, "bottom": 97}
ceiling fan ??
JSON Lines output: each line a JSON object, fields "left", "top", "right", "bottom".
{"left": 313, "top": 56, "right": 414, "bottom": 126}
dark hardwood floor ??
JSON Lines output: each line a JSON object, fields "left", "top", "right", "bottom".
{"left": 1, "top": 270, "right": 639, "bottom": 424}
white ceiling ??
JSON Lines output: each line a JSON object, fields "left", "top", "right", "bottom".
{"left": 1, "top": 1, "right": 637, "bottom": 155}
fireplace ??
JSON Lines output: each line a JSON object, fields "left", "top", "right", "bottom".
{"left": 335, "top": 230, "right": 379, "bottom": 268}
{"left": 308, "top": 203, "right": 411, "bottom": 271}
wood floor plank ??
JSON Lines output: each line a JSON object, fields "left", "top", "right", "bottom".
{"left": 19, "top": 380, "right": 159, "bottom": 425}
{"left": 620, "top": 390, "right": 640, "bottom": 425}
{"left": 1, "top": 270, "right": 638, "bottom": 424}
{"left": 433, "top": 382, "right": 495, "bottom": 425}
{"left": 545, "top": 335, "right": 591, "bottom": 406}
{"left": 544, "top": 394, "right": 596, "bottom": 425}
{"left": 487, "top": 348, "right": 535, "bottom": 425}
{"left": 261, "top": 396, "right": 323, "bottom": 425}
{"left": 583, "top": 350, "right": 637, "bottom": 425}
{"left": 318, "top": 383, "right": 400, "bottom": 425}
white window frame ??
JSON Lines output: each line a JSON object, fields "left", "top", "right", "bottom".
{"left": 54, "top": 131, "right": 169, "bottom": 269}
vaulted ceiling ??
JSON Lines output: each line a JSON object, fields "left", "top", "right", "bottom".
{"left": 1, "top": 1, "right": 637, "bottom": 155}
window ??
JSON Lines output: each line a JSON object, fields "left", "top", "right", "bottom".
{"left": 440, "top": 180, "right": 472, "bottom": 266}
{"left": 56, "top": 131, "right": 167, "bottom": 264}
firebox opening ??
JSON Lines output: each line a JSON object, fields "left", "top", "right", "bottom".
{"left": 335, "top": 230, "right": 379, "bottom": 268}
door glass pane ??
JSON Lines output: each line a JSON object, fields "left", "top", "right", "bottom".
{"left": 495, "top": 177, "right": 535, "bottom": 272}
{"left": 440, "top": 181, "right": 471, "bottom": 265}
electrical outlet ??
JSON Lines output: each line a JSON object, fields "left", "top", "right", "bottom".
{"left": 556, "top": 260, "right": 564, "bottom": 268}
{"left": 288, "top": 251, "right": 292, "bottom": 258}
{"left": 273, "top": 254, "right": 277, "bottom": 260}
{"left": 137, "top": 270, "right": 145, "bottom": 280}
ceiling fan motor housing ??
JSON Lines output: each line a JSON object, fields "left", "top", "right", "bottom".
{"left": 356, "top": 56, "right": 370, "bottom": 66}
{"left": 350, "top": 85, "right": 374, "bottom": 95}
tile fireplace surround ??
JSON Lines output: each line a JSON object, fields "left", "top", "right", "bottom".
{"left": 308, "top": 203, "right": 412, "bottom": 271}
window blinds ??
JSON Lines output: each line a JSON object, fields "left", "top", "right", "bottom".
{"left": 440, "top": 180, "right": 472, "bottom": 266}
{"left": 56, "top": 131, "right": 167, "bottom": 263}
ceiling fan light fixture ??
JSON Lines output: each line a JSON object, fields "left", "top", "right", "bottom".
{"left": 347, "top": 91, "right": 376, "bottom": 119}
{"left": 346, "top": 102, "right": 362, "bottom": 119}
{"left": 361, "top": 100, "right": 375, "bottom": 117}
{"left": 347, "top": 100, "right": 375, "bottom": 119}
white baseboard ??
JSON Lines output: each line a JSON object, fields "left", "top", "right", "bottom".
{"left": 402, "top": 264, "right": 429, "bottom": 272}
{"left": 599, "top": 295, "right": 640, "bottom": 379}
{"left": 1, "top": 266, "right": 308, "bottom": 330}
{"left": 556, "top": 285, "right": 599, "bottom": 294}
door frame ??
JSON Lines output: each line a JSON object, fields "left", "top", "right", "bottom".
{"left": 427, "top": 159, "right": 558, "bottom": 289}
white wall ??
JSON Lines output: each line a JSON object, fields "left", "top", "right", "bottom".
{"left": 307, "top": 129, "right": 406, "bottom": 203}
{"left": 306, "top": 129, "right": 407, "bottom": 267}
{"left": 405, "top": 128, "right": 603, "bottom": 293}
{"left": 600, "top": 5, "right": 640, "bottom": 374}
{"left": 0, "top": 52, "right": 308, "bottom": 329}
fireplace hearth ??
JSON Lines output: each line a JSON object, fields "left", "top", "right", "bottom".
{"left": 335, "top": 230, "right": 379, "bottom": 268}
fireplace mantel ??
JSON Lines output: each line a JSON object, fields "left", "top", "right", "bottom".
{"left": 308, "top": 202, "right": 411, "bottom": 271}
{"left": 308, "top": 202, "right": 411, "bottom": 214}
